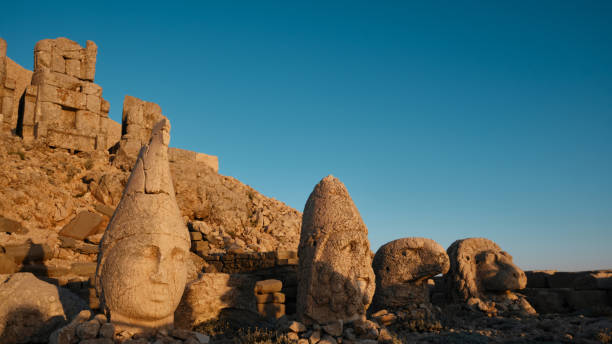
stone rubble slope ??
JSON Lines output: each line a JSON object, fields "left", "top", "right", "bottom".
{"left": 0, "top": 129, "right": 302, "bottom": 262}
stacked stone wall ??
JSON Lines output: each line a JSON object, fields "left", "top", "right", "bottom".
{"left": 17, "top": 37, "right": 117, "bottom": 152}
{"left": 522, "top": 270, "right": 612, "bottom": 315}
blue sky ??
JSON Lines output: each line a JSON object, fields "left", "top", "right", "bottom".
{"left": 2, "top": 1, "right": 611, "bottom": 271}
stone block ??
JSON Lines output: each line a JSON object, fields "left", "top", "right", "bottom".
{"left": 39, "top": 84, "right": 86, "bottom": 109}
{"left": 523, "top": 288, "right": 571, "bottom": 314}
{"left": 100, "top": 99, "right": 110, "bottom": 113}
{"left": 256, "top": 292, "right": 285, "bottom": 304}
{"left": 547, "top": 271, "right": 591, "bottom": 289}
{"left": 566, "top": 290, "right": 609, "bottom": 311}
{"left": 52, "top": 53, "right": 65, "bottom": 74}
{"left": 255, "top": 279, "right": 282, "bottom": 294}
{"left": 0, "top": 38, "right": 6, "bottom": 57}
{"left": 526, "top": 270, "right": 555, "bottom": 288}
{"left": 39, "top": 101, "right": 62, "bottom": 126}
{"left": 0, "top": 216, "right": 26, "bottom": 234}
{"left": 65, "top": 59, "right": 81, "bottom": 78}
{"left": 71, "top": 262, "right": 97, "bottom": 277}
{"left": 175, "top": 273, "right": 257, "bottom": 328}
{"left": 195, "top": 153, "right": 219, "bottom": 173}
{"left": 574, "top": 271, "right": 612, "bottom": 290}
{"left": 82, "top": 82, "right": 102, "bottom": 96}
{"left": 86, "top": 94, "right": 101, "bottom": 112}
{"left": 32, "top": 69, "right": 80, "bottom": 89}
{"left": 94, "top": 204, "right": 115, "bottom": 217}
{"left": 59, "top": 211, "right": 104, "bottom": 240}
{"left": 46, "top": 130, "right": 96, "bottom": 151}
{"left": 75, "top": 110, "right": 99, "bottom": 132}
{"left": 4, "top": 77, "right": 16, "bottom": 90}
{"left": 34, "top": 50, "right": 51, "bottom": 70}
{"left": 257, "top": 302, "right": 285, "bottom": 318}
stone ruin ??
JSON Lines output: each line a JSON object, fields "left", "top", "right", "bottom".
{"left": 0, "top": 38, "right": 32, "bottom": 134}
{"left": 0, "top": 37, "right": 218, "bottom": 172}
{"left": 371, "top": 237, "right": 449, "bottom": 312}
{"left": 296, "top": 175, "right": 376, "bottom": 325}
{"left": 19, "top": 38, "right": 115, "bottom": 152}
{"left": 96, "top": 119, "right": 191, "bottom": 334}
{"left": 444, "top": 237, "right": 536, "bottom": 316}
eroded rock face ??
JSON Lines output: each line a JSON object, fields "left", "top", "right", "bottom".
{"left": 297, "top": 175, "right": 375, "bottom": 325}
{"left": 0, "top": 273, "right": 87, "bottom": 344}
{"left": 371, "top": 237, "right": 449, "bottom": 312}
{"left": 96, "top": 119, "right": 190, "bottom": 334}
{"left": 445, "top": 237, "right": 536, "bottom": 315}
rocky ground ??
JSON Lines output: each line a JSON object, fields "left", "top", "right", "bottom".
{"left": 188, "top": 306, "right": 612, "bottom": 344}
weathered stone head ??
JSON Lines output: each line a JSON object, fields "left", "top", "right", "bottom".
{"left": 445, "top": 238, "right": 535, "bottom": 315}
{"left": 371, "top": 237, "right": 449, "bottom": 312}
{"left": 297, "top": 175, "right": 375, "bottom": 325}
{"left": 96, "top": 119, "right": 190, "bottom": 334}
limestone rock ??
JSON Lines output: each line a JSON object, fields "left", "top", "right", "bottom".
{"left": 0, "top": 273, "right": 87, "bottom": 344}
{"left": 296, "top": 175, "right": 375, "bottom": 325}
{"left": 174, "top": 273, "right": 257, "bottom": 328}
{"left": 445, "top": 237, "right": 536, "bottom": 316}
{"left": 371, "top": 237, "right": 449, "bottom": 311}
{"left": 96, "top": 119, "right": 190, "bottom": 334}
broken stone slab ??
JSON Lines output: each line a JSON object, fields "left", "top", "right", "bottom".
{"left": 3, "top": 243, "right": 53, "bottom": 264}
{"left": 255, "top": 279, "right": 282, "bottom": 294}
{"left": 59, "top": 211, "right": 103, "bottom": 240}
{"left": 175, "top": 273, "right": 257, "bottom": 328}
{"left": 0, "top": 216, "right": 27, "bottom": 234}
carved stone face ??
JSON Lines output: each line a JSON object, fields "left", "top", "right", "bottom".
{"left": 101, "top": 234, "right": 188, "bottom": 321}
{"left": 475, "top": 250, "right": 526, "bottom": 292}
{"left": 371, "top": 237, "right": 449, "bottom": 311}
{"left": 297, "top": 175, "right": 376, "bottom": 324}
{"left": 317, "top": 230, "right": 374, "bottom": 308}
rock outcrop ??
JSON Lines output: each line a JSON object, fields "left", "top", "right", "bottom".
{"left": 96, "top": 119, "right": 190, "bottom": 334}
{"left": 0, "top": 273, "right": 87, "bottom": 344}
{"left": 296, "top": 175, "right": 375, "bottom": 325}
{"left": 445, "top": 237, "right": 536, "bottom": 316}
{"left": 371, "top": 237, "right": 449, "bottom": 312}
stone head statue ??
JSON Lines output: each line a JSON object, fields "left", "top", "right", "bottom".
{"left": 445, "top": 238, "right": 535, "bottom": 315}
{"left": 96, "top": 119, "right": 190, "bottom": 334}
{"left": 297, "top": 175, "right": 375, "bottom": 325}
{"left": 371, "top": 237, "right": 449, "bottom": 311}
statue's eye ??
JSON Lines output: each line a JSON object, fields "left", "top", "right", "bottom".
{"left": 142, "top": 246, "right": 160, "bottom": 259}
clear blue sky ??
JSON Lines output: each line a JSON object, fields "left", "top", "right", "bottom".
{"left": 2, "top": 1, "right": 611, "bottom": 271}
